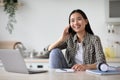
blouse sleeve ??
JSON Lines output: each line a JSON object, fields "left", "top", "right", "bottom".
{"left": 55, "top": 41, "right": 67, "bottom": 50}
{"left": 94, "top": 36, "right": 106, "bottom": 64}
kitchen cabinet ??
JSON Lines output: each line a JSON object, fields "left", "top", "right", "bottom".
{"left": 105, "top": 0, "right": 120, "bottom": 25}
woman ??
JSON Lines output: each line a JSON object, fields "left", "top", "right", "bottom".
{"left": 48, "top": 9, "right": 106, "bottom": 71}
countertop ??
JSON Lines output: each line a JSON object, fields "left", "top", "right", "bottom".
{"left": 24, "top": 58, "right": 120, "bottom": 63}
{"left": 0, "top": 58, "right": 120, "bottom": 63}
{"left": 106, "top": 58, "right": 120, "bottom": 63}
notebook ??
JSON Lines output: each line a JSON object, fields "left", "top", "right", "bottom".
{"left": 55, "top": 69, "right": 75, "bottom": 73}
{"left": 86, "top": 69, "right": 120, "bottom": 75}
{"left": 0, "top": 49, "right": 48, "bottom": 74}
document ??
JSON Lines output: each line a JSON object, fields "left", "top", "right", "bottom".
{"left": 55, "top": 69, "right": 75, "bottom": 73}
{"left": 86, "top": 69, "right": 120, "bottom": 75}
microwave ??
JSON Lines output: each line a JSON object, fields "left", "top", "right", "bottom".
{"left": 105, "top": 0, "right": 120, "bottom": 25}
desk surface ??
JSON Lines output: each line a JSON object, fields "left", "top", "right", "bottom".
{"left": 0, "top": 68, "right": 120, "bottom": 80}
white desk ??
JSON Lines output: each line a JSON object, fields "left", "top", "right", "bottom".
{"left": 0, "top": 68, "right": 120, "bottom": 80}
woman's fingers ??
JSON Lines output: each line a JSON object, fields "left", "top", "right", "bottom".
{"left": 72, "top": 64, "right": 86, "bottom": 71}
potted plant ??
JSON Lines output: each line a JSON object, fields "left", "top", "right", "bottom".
{"left": 4, "top": 0, "right": 18, "bottom": 34}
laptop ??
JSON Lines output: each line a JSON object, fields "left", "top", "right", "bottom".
{"left": 0, "top": 49, "right": 48, "bottom": 74}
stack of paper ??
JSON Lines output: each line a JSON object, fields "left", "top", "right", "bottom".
{"left": 86, "top": 69, "right": 120, "bottom": 75}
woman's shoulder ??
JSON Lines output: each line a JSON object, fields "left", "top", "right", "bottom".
{"left": 90, "top": 34, "right": 100, "bottom": 39}
{"left": 87, "top": 33, "right": 101, "bottom": 42}
{"left": 87, "top": 32, "right": 99, "bottom": 38}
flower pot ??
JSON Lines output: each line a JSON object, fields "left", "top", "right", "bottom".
{"left": 4, "top": 0, "right": 18, "bottom": 3}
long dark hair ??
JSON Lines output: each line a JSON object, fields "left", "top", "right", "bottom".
{"left": 69, "top": 9, "right": 94, "bottom": 35}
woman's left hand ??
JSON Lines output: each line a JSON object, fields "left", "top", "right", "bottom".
{"left": 71, "top": 64, "right": 87, "bottom": 71}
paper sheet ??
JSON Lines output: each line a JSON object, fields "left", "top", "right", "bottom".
{"left": 55, "top": 69, "right": 75, "bottom": 73}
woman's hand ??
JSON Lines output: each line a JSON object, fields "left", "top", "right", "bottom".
{"left": 59, "top": 26, "right": 70, "bottom": 42}
{"left": 71, "top": 64, "right": 87, "bottom": 71}
{"left": 48, "top": 26, "right": 70, "bottom": 51}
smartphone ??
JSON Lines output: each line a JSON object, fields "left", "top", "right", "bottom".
{"left": 68, "top": 26, "right": 76, "bottom": 35}
{"left": 68, "top": 27, "right": 73, "bottom": 34}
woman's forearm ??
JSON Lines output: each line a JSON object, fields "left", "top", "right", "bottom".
{"left": 86, "top": 63, "right": 97, "bottom": 70}
{"left": 48, "top": 38, "right": 63, "bottom": 51}
{"left": 48, "top": 26, "right": 70, "bottom": 51}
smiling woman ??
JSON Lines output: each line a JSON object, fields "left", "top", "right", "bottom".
{"left": 48, "top": 9, "right": 106, "bottom": 71}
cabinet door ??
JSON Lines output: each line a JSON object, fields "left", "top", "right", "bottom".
{"left": 105, "top": 0, "right": 120, "bottom": 24}
{"left": 108, "top": 62, "right": 120, "bottom": 67}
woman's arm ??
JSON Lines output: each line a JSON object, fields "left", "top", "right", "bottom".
{"left": 86, "top": 63, "right": 97, "bottom": 70}
{"left": 48, "top": 38, "right": 64, "bottom": 51}
{"left": 48, "top": 26, "right": 70, "bottom": 51}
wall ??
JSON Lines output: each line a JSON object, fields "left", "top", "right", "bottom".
{"left": 0, "top": 0, "right": 120, "bottom": 52}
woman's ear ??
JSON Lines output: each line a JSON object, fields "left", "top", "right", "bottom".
{"left": 85, "top": 19, "right": 88, "bottom": 25}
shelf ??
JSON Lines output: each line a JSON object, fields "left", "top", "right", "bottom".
{"left": 24, "top": 58, "right": 49, "bottom": 63}
{"left": 0, "top": 2, "right": 23, "bottom": 7}
{"left": 25, "top": 58, "right": 120, "bottom": 63}
{"left": 0, "top": 2, "right": 4, "bottom": 6}
{"left": 1, "top": 56, "right": 120, "bottom": 64}
{"left": 106, "top": 58, "right": 120, "bottom": 63}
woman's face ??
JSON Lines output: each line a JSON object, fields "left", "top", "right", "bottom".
{"left": 70, "top": 12, "right": 88, "bottom": 33}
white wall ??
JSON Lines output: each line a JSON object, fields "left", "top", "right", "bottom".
{"left": 0, "top": 0, "right": 119, "bottom": 52}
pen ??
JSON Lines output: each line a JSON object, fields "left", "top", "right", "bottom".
{"left": 60, "top": 69, "right": 67, "bottom": 71}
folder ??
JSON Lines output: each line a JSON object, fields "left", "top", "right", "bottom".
{"left": 86, "top": 69, "right": 120, "bottom": 75}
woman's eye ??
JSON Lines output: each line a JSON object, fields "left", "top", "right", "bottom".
{"left": 71, "top": 19, "right": 75, "bottom": 22}
{"left": 78, "top": 18, "right": 82, "bottom": 20}
{"left": 70, "top": 17, "right": 82, "bottom": 23}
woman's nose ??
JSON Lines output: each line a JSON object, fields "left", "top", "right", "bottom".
{"left": 74, "top": 20, "right": 79, "bottom": 25}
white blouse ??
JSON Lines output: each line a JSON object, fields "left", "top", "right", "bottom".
{"left": 75, "top": 42, "right": 83, "bottom": 64}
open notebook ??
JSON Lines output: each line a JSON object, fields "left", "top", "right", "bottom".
{"left": 0, "top": 49, "right": 48, "bottom": 74}
{"left": 86, "top": 69, "right": 120, "bottom": 75}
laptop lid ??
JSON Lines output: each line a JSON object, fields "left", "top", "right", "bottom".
{"left": 0, "top": 49, "right": 48, "bottom": 74}
{"left": 0, "top": 49, "right": 31, "bottom": 74}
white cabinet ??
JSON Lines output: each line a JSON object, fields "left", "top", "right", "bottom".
{"left": 105, "top": 0, "right": 120, "bottom": 25}
{"left": 107, "top": 58, "right": 120, "bottom": 67}
{"left": 107, "top": 62, "right": 120, "bottom": 67}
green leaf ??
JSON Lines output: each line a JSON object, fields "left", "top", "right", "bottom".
{"left": 4, "top": 1, "right": 17, "bottom": 34}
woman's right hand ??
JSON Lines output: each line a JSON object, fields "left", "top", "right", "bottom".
{"left": 59, "top": 26, "right": 70, "bottom": 42}
{"left": 48, "top": 26, "right": 70, "bottom": 51}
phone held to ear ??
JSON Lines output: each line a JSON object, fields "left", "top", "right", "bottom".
{"left": 68, "top": 27, "right": 73, "bottom": 34}
{"left": 68, "top": 26, "right": 76, "bottom": 35}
